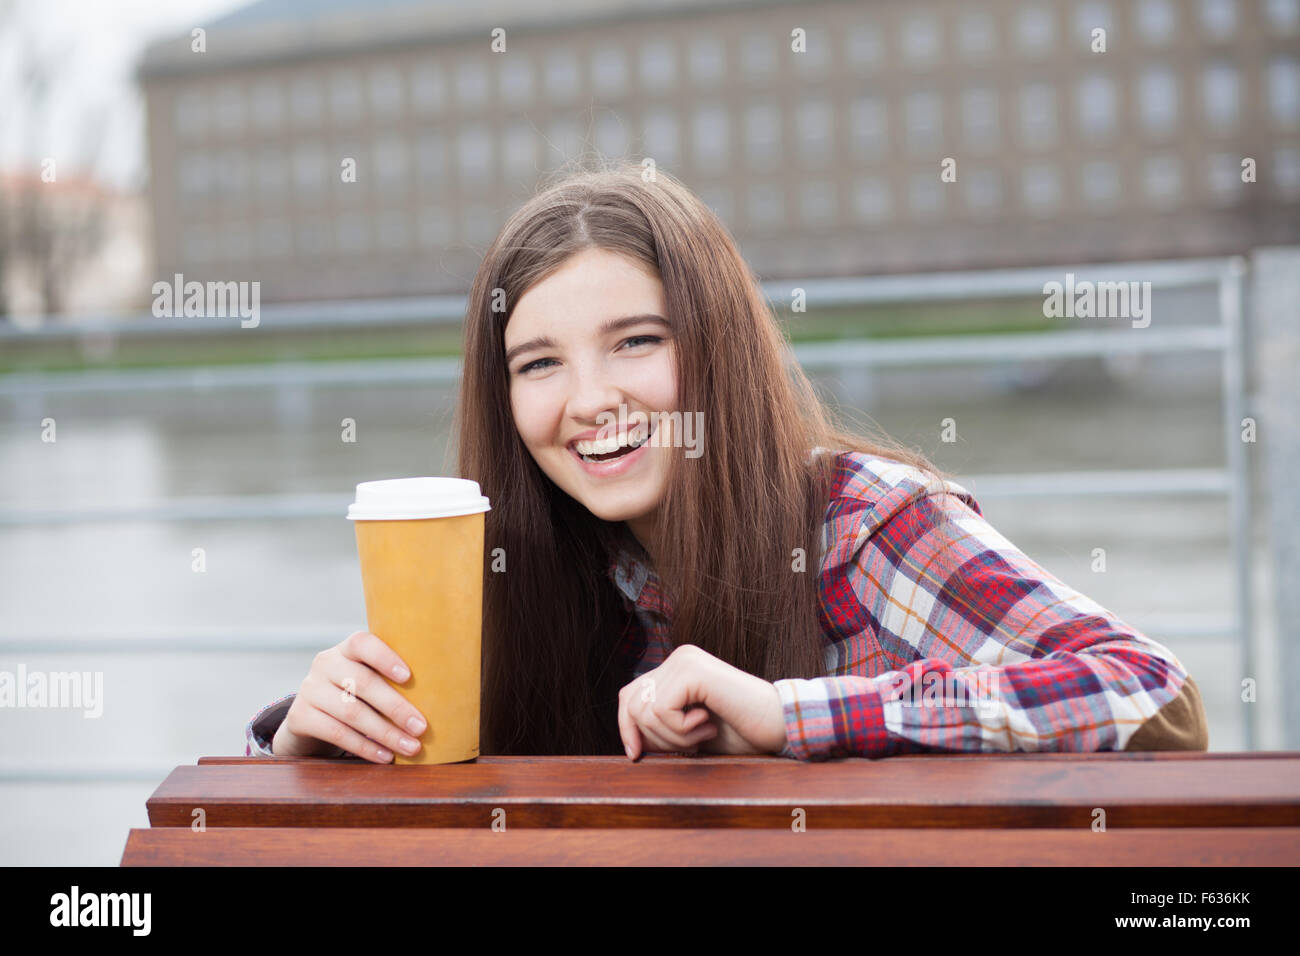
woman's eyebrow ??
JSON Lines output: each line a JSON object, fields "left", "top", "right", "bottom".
{"left": 504, "top": 313, "right": 669, "bottom": 366}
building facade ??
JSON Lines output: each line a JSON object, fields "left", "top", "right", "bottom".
{"left": 138, "top": 0, "right": 1300, "bottom": 301}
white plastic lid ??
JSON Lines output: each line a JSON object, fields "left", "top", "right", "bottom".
{"left": 347, "top": 477, "right": 491, "bottom": 520}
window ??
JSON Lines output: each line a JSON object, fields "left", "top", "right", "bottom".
{"left": 1207, "top": 152, "right": 1244, "bottom": 203}
{"left": 255, "top": 148, "right": 287, "bottom": 195}
{"left": 174, "top": 89, "right": 208, "bottom": 139}
{"left": 500, "top": 55, "right": 532, "bottom": 104}
{"left": 376, "top": 211, "right": 410, "bottom": 252}
{"left": 640, "top": 38, "right": 676, "bottom": 91}
{"left": 793, "top": 25, "right": 831, "bottom": 76}
{"left": 901, "top": 15, "right": 940, "bottom": 66}
{"left": 456, "top": 125, "right": 493, "bottom": 183}
{"left": 697, "top": 184, "right": 733, "bottom": 222}
{"left": 905, "top": 90, "right": 943, "bottom": 153}
{"left": 1022, "top": 164, "right": 1062, "bottom": 213}
{"left": 1139, "top": 66, "right": 1179, "bottom": 135}
{"left": 289, "top": 76, "right": 322, "bottom": 125}
{"left": 329, "top": 70, "right": 362, "bottom": 124}
{"left": 545, "top": 116, "right": 582, "bottom": 168}
{"left": 908, "top": 172, "right": 944, "bottom": 218}
{"left": 1016, "top": 5, "right": 1055, "bottom": 56}
{"left": 296, "top": 219, "right": 330, "bottom": 258}
{"left": 592, "top": 47, "right": 627, "bottom": 96}
{"left": 1274, "top": 146, "right": 1300, "bottom": 198}
{"left": 369, "top": 66, "right": 403, "bottom": 117}
{"left": 1199, "top": 0, "right": 1236, "bottom": 40}
{"left": 1143, "top": 156, "right": 1182, "bottom": 205}
{"left": 1268, "top": 57, "right": 1300, "bottom": 128}
{"left": 257, "top": 219, "right": 292, "bottom": 258}
{"left": 1074, "top": 2, "right": 1113, "bottom": 42}
{"left": 746, "top": 184, "right": 784, "bottom": 228}
{"left": 1138, "top": 0, "right": 1176, "bottom": 45}
{"left": 177, "top": 152, "right": 212, "bottom": 197}
{"left": 796, "top": 98, "right": 833, "bottom": 167}
{"left": 799, "top": 180, "right": 836, "bottom": 225}
{"left": 852, "top": 176, "right": 891, "bottom": 223}
{"left": 845, "top": 21, "right": 883, "bottom": 68}
{"left": 1081, "top": 160, "right": 1121, "bottom": 205}
{"left": 689, "top": 35, "right": 725, "bottom": 84}
{"left": 418, "top": 206, "right": 451, "bottom": 248}
{"left": 1202, "top": 63, "right": 1240, "bottom": 131}
{"left": 1076, "top": 73, "right": 1117, "bottom": 137}
{"left": 961, "top": 88, "right": 999, "bottom": 150}
{"left": 181, "top": 225, "right": 215, "bottom": 262}
{"left": 410, "top": 62, "right": 444, "bottom": 113}
{"left": 372, "top": 135, "right": 409, "bottom": 188}
{"left": 504, "top": 122, "right": 539, "bottom": 181}
{"left": 1266, "top": 0, "right": 1299, "bottom": 32}
{"left": 250, "top": 80, "right": 283, "bottom": 130}
{"left": 214, "top": 83, "right": 246, "bottom": 133}
{"left": 741, "top": 32, "right": 777, "bottom": 78}
{"left": 958, "top": 12, "right": 997, "bottom": 60}
{"left": 416, "top": 132, "right": 446, "bottom": 182}
{"left": 545, "top": 50, "right": 580, "bottom": 102}
{"left": 643, "top": 107, "right": 679, "bottom": 166}
{"left": 216, "top": 148, "right": 248, "bottom": 196}
{"left": 850, "top": 96, "right": 888, "bottom": 158}
{"left": 594, "top": 112, "right": 629, "bottom": 162}
{"left": 744, "top": 103, "right": 782, "bottom": 169}
{"left": 463, "top": 202, "right": 499, "bottom": 245}
{"left": 1019, "top": 83, "right": 1057, "bottom": 148}
{"left": 692, "top": 103, "right": 729, "bottom": 172}
{"left": 964, "top": 167, "right": 1001, "bottom": 216}
{"left": 335, "top": 213, "right": 369, "bottom": 253}
{"left": 293, "top": 143, "right": 327, "bottom": 192}
{"left": 455, "top": 59, "right": 489, "bottom": 107}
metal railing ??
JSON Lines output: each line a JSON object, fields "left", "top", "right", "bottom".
{"left": 0, "top": 256, "right": 1257, "bottom": 782}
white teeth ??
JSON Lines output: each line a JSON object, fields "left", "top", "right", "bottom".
{"left": 573, "top": 427, "right": 648, "bottom": 456}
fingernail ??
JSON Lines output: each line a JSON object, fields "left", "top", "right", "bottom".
{"left": 407, "top": 716, "right": 426, "bottom": 734}
{"left": 625, "top": 744, "right": 632, "bottom": 759}
{"left": 400, "top": 737, "right": 419, "bottom": 753}
{"left": 392, "top": 664, "right": 410, "bottom": 680}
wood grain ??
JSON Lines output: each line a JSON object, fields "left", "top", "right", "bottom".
{"left": 148, "top": 754, "right": 1300, "bottom": 829}
{"left": 120, "top": 825, "right": 1300, "bottom": 866}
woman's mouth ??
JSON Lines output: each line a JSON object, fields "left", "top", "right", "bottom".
{"left": 568, "top": 423, "right": 656, "bottom": 476}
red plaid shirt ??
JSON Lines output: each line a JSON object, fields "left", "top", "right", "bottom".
{"left": 246, "top": 451, "right": 1205, "bottom": 759}
{"left": 604, "top": 451, "right": 1206, "bottom": 760}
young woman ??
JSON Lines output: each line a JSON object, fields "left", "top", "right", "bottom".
{"left": 246, "top": 160, "right": 1208, "bottom": 762}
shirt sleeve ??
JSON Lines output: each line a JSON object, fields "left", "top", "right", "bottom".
{"left": 244, "top": 692, "right": 350, "bottom": 758}
{"left": 773, "top": 483, "right": 1209, "bottom": 761}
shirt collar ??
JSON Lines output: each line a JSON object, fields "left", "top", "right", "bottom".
{"left": 605, "top": 542, "right": 673, "bottom": 617}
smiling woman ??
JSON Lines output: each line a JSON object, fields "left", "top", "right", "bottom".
{"left": 449, "top": 157, "right": 1208, "bottom": 760}
{"left": 243, "top": 157, "right": 1206, "bottom": 764}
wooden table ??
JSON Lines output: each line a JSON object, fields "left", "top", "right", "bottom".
{"left": 121, "top": 751, "right": 1300, "bottom": 866}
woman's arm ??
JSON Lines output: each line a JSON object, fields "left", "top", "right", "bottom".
{"left": 773, "top": 486, "right": 1209, "bottom": 761}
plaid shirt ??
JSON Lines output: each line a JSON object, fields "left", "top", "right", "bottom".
{"left": 246, "top": 451, "right": 1206, "bottom": 760}
{"left": 605, "top": 451, "right": 1206, "bottom": 760}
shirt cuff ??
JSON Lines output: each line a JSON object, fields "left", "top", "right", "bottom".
{"left": 772, "top": 676, "right": 889, "bottom": 760}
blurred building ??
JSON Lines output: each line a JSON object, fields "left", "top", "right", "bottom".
{"left": 137, "top": 0, "right": 1300, "bottom": 301}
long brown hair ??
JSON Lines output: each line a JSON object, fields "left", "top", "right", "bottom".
{"left": 457, "top": 157, "right": 962, "bottom": 755}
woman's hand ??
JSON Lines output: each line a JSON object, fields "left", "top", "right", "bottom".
{"left": 616, "top": 644, "right": 787, "bottom": 759}
{"left": 271, "top": 630, "right": 429, "bottom": 763}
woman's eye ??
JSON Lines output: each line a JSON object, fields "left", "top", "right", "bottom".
{"left": 516, "top": 336, "right": 660, "bottom": 375}
{"left": 621, "top": 335, "right": 661, "bottom": 350}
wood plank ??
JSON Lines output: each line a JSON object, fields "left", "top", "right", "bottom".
{"left": 120, "top": 826, "right": 1300, "bottom": 866}
{"left": 149, "top": 754, "right": 1300, "bottom": 829}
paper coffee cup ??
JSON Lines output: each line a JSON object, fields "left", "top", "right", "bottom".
{"left": 348, "top": 478, "right": 490, "bottom": 765}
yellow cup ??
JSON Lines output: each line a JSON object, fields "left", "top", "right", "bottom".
{"left": 348, "top": 478, "right": 490, "bottom": 765}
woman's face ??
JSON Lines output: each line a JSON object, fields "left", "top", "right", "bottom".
{"left": 505, "top": 247, "right": 678, "bottom": 548}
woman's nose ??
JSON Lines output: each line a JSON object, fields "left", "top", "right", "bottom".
{"left": 565, "top": 360, "right": 624, "bottom": 422}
